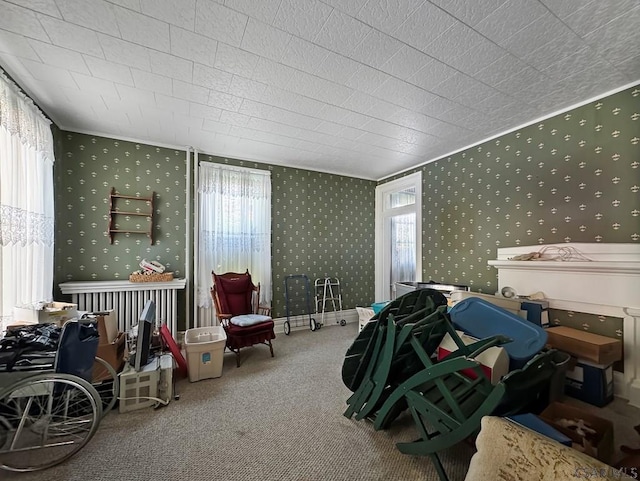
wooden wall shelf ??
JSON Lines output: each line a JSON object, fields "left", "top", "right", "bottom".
{"left": 107, "top": 187, "right": 154, "bottom": 244}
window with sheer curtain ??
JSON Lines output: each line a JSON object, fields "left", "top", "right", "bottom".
{"left": 0, "top": 72, "right": 55, "bottom": 333}
{"left": 197, "top": 162, "right": 271, "bottom": 309}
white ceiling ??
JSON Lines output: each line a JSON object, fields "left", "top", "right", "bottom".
{"left": 1, "top": 0, "right": 638, "bottom": 180}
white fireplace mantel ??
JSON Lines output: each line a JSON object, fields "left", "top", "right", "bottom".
{"left": 488, "top": 243, "right": 640, "bottom": 408}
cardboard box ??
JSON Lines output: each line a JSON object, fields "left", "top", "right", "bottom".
{"left": 13, "top": 302, "right": 78, "bottom": 326}
{"left": 83, "top": 310, "right": 118, "bottom": 344}
{"left": 546, "top": 326, "right": 622, "bottom": 366}
{"left": 565, "top": 358, "right": 614, "bottom": 407}
{"left": 94, "top": 331, "right": 127, "bottom": 380}
{"left": 539, "top": 401, "right": 614, "bottom": 464}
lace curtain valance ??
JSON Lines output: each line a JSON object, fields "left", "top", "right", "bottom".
{"left": 0, "top": 72, "right": 54, "bottom": 164}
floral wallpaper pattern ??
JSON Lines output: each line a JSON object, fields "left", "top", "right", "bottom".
{"left": 53, "top": 136, "right": 375, "bottom": 320}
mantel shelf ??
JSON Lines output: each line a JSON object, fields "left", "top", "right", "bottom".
{"left": 488, "top": 260, "right": 640, "bottom": 275}
{"left": 110, "top": 210, "right": 151, "bottom": 217}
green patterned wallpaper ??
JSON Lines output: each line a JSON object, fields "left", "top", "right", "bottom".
{"left": 383, "top": 85, "right": 640, "bottom": 337}
{"left": 385, "top": 85, "right": 640, "bottom": 292}
{"left": 53, "top": 136, "right": 376, "bottom": 321}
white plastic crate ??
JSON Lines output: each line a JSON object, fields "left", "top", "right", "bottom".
{"left": 184, "top": 326, "right": 227, "bottom": 382}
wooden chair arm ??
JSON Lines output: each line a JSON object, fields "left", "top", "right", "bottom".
{"left": 257, "top": 305, "right": 271, "bottom": 316}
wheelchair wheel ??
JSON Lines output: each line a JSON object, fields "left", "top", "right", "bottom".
{"left": 284, "top": 321, "right": 291, "bottom": 336}
{"left": 0, "top": 372, "right": 102, "bottom": 472}
{"left": 92, "top": 357, "right": 119, "bottom": 418}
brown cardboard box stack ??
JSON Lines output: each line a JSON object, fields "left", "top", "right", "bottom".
{"left": 84, "top": 310, "right": 127, "bottom": 379}
{"left": 13, "top": 302, "right": 78, "bottom": 326}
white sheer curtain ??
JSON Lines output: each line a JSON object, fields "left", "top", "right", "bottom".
{"left": 197, "top": 162, "right": 271, "bottom": 309}
{"left": 0, "top": 72, "right": 55, "bottom": 333}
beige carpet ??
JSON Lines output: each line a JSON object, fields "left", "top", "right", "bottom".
{"left": 4, "top": 323, "right": 473, "bottom": 481}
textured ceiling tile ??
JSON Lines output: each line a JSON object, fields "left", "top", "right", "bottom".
{"left": 313, "top": 51, "right": 361, "bottom": 83}
{"left": 500, "top": 12, "right": 573, "bottom": 58}
{"left": 207, "top": 90, "right": 243, "bottom": 111}
{"left": 172, "top": 79, "right": 209, "bottom": 104}
{"left": 429, "top": 0, "right": 508, "bottom": 27}
{"left": 374, "top": 77, "right": 437, "bottom": 111}
{"left": 140, "top": 0, "right": 195, "bottom": 29}
{"left": 563, "top": 0, "right": 638, "bottom": 37}
{"left": 238, "top": 99, "right": 272, "bottom": 118}
{"left": 344, "top": 64, "right": 392, "bottom": 94}
{"left": 494, "top": 65, "right": 550, "bottom": 96}
{"left": 341, "top": 90, "right": 377, "bottom": 114}
{"left": 240, "top": 18, "right": 291, "bottom": 61}
{"left": 219, "top": 110, "right": 251, "bottom": 127}
{"left": 539, "top": 0, "right": 588, "bottom": 19}
{"left": 0, "top": 29, "right": 40, "bottom": 60}
{"left": 115, "top": 83, "right": 156, "bottom": 106}
{"left": 149, "top": 50, "right": 193, "bottom": 83}
{"left": 313, "top": 9, "right": 371, "bottom": 57}
{"left": 97, "top": 34, "right": 152, "bottom": 70}
{"left": 356, "top": 0, "right": 424, "bottom": 34}
{"left": 71, "top": 71, "right": 119, "bottom": 97}
{"left": 472, "top": 53, "right": 529, "bottom": 87}
{"left": 272, "top": 0, "right": 333, "bottom": 41}
{"left": 475, "top": 0, "right": 547, "bottom": 40}
{"left": 202, "top": 118, "right": 232, "bottom": 134}
{"left": 319, "top": 0, "right": 368, "bottom": 18}
{"left": 192, "top": 63, "right": 232, "bottom": 92}
{"left": 8, "top": 0, "right": 62, "bottom": 17}
{"left": 155, "top": 93, "right": 189, "bottom": 115}
{"left": 615, "top": 53, "right": 640, "bottom": 80}
{"left": 195, "top": 1, "right": 247, "bottom": 47}
{"left": 392, "top": 1, "right": 456, "bottom": 50}
{"left": 251, "top": 57, "right": 296, "bottom": 88}
{"left": 83, "top": 56, "right": 134, "bottom": 85}
{"left": 56, "top": 0, "right": 119, "bottom": 36}
{"left": 409, "top": 59, "right": 457, "bottom": 91}
{"left": 340, "top": 109, "right": 372, "bottom": 129}
{"left": 541, "top": 47, "right": 609, "bottom": 82}
{"left": 130, "top": 68, "right": 172, "bottom": 95}
{"left": 113, "top": 6, "right": 170, "bottom": 52}
{"left": 0, "top": 2, "right": 51, "bottom": 41}
{"left": 189, "top": 102, "right": 223, "bottom": 121}
{"left": 107, "top": 0, "right": 141, "bottom": 11}
{"left": 366, "top": 97, "right": 403, "bottom": 120}
{"left": 28, "top": 40, "right": 90, "bottom": 74}
{"left": 315, "top": 103, "right": 349, "bottom": 123}
{"left": 38, "top": 15, "right": 104, "bottom": 57}
{"left": 521, "top": 32, "right": 586, "bottom": 71}
{"left": 446, "top": 40, "right": 506, "bottom": 76}
{"left": 381, "top": 45, "right": 432, "bottom": 80}
{"left": 227, "top": 75, "right": 267, "bottom": 101}
{"left": 423, "top": 21, "right": 487, "bottom": 62}
{"left": 349, "top": 29, "right": 403, "bottom": 70}
{"left": 169, "top": 26, "right": 217, "bottom": 67}
{"left": 452, "top": 81, "right": 498, "bottom": 108}
{"left": 584, "top": 6, "right": 640, "bottom": 64}
{"left": 214, "top": 43, "right": 258, "bottom": 77}
{"left": 269, "top": 107, "right": 323, "bottom": 131}
{"left": 312, "top": 76, "right": 354, "bottom": 105}
{"left": 280, "top": 36, "right": 330, "bottom": 74}
{"left": 223, "top": 0, "right": 279, "bottom": 23}
{"left": 19, "top": 58, "right": 76, "bottom": 87}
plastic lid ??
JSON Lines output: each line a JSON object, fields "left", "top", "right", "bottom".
{"left": 449, "top": 297, "right": 547, "bottom": 361}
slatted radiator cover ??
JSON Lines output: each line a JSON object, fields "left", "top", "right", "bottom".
{"left": 59, "top": 279, "right": 186, "bottom": 336}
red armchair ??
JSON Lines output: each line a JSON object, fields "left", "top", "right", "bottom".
{"left": 211, "top": 270, "right": 275, "bottom": 367}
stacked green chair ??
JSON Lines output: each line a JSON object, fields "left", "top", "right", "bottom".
{"left": 342, "top": 290, "right": 557, "bottom": 481}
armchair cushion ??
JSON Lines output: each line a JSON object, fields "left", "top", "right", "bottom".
{"left": 231, "top": 314, "right": 271, "bottom": 327}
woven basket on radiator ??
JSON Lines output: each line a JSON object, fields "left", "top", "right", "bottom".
{"left": 129, "top": 272, "right": 174, "bottom": 283}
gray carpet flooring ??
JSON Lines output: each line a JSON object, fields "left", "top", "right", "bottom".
{"left": 3, "top": 322, "right": 473, "bottom": 481}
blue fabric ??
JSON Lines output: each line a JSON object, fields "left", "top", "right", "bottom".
{"left": 231, "top": 314, "right": 271, "bottom": 327}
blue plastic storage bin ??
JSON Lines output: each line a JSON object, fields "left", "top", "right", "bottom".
{"left": 449, "top": 297, "right": 547, "bottom": 368}
{"left": 371, "top": 301, "right": 390, "bottom": 314}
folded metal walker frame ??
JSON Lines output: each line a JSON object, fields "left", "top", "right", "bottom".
{"left": 314, "top": 277, "right": 346, "bottom": 327}
{"left": 342, "top": 289, "right": 558, "bottom": 481}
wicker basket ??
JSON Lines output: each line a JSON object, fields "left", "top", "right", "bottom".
{"left": 129, "top": 272, "right": 174, "bottom": 283}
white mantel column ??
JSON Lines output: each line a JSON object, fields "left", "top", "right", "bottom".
{"left": 624, "top": 308, "right": 640, "bottom": 408}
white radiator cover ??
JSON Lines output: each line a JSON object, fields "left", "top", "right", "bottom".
{"left": 59, "top": 279, "right": 186, "bottom": 336}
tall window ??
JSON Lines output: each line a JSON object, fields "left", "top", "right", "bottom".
{"left": 0, "top": 72, "right": 55, "bottom": 333}
{"left": 197, "top": 162, "right": 271, "bottom": 309}
{"left": 375, "top": 172, "right": 422, "bottom": 301}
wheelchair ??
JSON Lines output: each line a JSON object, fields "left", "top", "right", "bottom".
{"left": 0, "top": 320, "right": 117, "bottom": 472}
